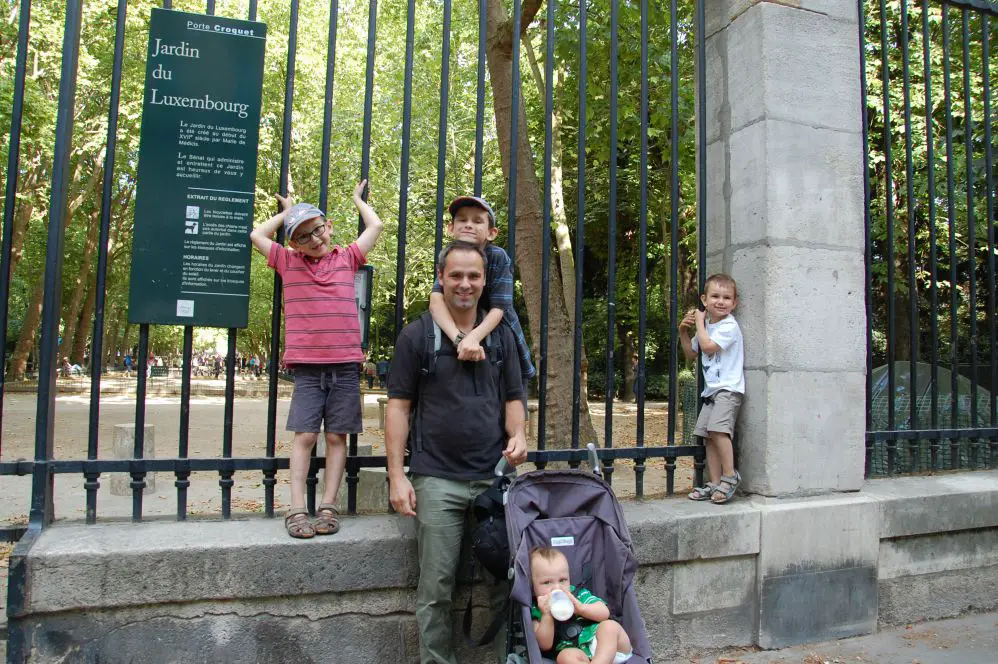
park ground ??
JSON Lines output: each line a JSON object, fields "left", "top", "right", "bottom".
{"left": 0, "top": 386, "right": 695, "bottom": 525}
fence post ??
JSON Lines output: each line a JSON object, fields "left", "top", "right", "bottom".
{"left": 702, "top": 1, "right": 867, "bottom": 497}
{"left": 703, "top": 0, "right": 874, "bottom": 649}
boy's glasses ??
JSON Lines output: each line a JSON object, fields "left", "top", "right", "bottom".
{"left": 292, "top": 224, "right": 325, "bottom": 246}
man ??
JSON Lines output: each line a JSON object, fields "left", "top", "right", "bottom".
{"left": 386, "top": 241, "right": 528, "bottom": 664}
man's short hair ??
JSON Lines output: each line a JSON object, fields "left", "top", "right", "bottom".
{"left": 437, "top": 241, "right": 487, "bottom": 274}
{"left": 703, "top": 273, "right": 738, "bottom": 298}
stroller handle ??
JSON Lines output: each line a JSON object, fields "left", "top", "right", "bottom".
{"left": 586, "top": 443, "right": 603, "bottom": 478}
{"left": 494, "top": 457, "right": 515, "bottom": 477}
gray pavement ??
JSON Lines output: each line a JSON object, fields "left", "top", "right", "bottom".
{"left": 693, "top": 611, "right": 998, "bottom": 664}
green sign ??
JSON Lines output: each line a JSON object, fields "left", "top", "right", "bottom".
{"left": 128, "top": 8, "right": 266, "bottom": 328}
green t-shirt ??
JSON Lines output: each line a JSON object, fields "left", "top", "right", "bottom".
{"left": 530, "top": 585, "right": 603, "bottom": 657}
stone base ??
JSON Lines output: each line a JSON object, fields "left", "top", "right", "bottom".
{"left": 7, "top": 473, "right": 998, "bottom": 663}
{"left": 333, "top": 467, "right": 390, "bottom": 514}
{"left": 109, "top": 424, "right": 156, "bottom": 496}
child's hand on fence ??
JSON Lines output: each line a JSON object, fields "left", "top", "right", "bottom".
{"left": 680, "top": 308, "right": 697, "bottom": 331}
{"left": 352, "top": 179, "right": 368, "bottom": 207}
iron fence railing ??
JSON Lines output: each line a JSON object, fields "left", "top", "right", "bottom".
{"left": 0, "top": 0, "right": 708, "bottom": 538}
{"left": 861, "top": 0, "right": 998, "bottom": 476}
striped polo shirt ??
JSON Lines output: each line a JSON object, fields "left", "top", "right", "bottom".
{"left": 268, "top": 241, "right": 366, "bottom": 366}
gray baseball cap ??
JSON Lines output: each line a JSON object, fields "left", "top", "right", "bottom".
{"left": 448, "top": 196, "right": 496, "bottom": 227}
{"left": 284, "top": 202, "right": 325, "bottom": 241}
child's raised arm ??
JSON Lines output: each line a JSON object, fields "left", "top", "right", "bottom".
{"left": 249, "top": 194, "right": 293, "bottom": 257}
{"left": 352, "top": 179, "right": 384, "bottom": 256}
{"left": 429, "top": 293, "right": 487, "bottom": 362}
{"left": 459, "top": 246, "right": 512, "bottom": 360}
{"left": 460, "top": 308, "right": 503, "bottom": 360}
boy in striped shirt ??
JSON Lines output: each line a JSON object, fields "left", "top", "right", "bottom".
{"left": 251, "top": 180, "right": 384, "bottom": 539}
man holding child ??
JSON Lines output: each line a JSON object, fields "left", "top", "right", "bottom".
{"left": 386, "top": 239, "right": 528, "bottom": 664}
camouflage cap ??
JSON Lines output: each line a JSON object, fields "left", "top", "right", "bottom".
{"left": 284, "top": 202, "right": 325, "bottom": 241}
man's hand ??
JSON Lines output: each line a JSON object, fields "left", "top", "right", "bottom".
{"left": 389, "top": 474, "right": 417, "bottom": 517}
{"left": 456, "top": 335, "right": 487, "bottom": 362}
{"left": 503, "top": 429, "right": 528, "bottom": 467}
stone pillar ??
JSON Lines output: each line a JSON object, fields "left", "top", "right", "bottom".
{"left": 704, "top": 0, "right": 867, "bottom": 497}
{"left": 109, "top": 424, "right": 156, "bottom": 495}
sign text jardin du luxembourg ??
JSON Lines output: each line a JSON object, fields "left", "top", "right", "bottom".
{"left": 128, "top": 8, "right": 266, "bottom": 328}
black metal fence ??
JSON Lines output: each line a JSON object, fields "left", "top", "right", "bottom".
{"left": 861, "top": 0, "right": 998, "bottom": 476}
{"left": 0, "top": 0, "right": 708, "bottom": 536}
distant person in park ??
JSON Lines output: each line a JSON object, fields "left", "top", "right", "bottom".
{"left": 679, "top": 274, "right": 745, "bottom": 504}
{"left": 386, "top": 241, "right": 527, "bottom": 664}
{"left": 364, "top": 357, "right": 376, "bottom": 389}
{"left": 251, "top": 179, "right": 384, "bottom": 539}
{"left": 124, "top": 354, "right": 133, "bottom": 376}
{"left": 428, "top": 196, "right": 534, "bottom": 406}
{"left": 376, "top": 357, "right": 389, "bottom": 387}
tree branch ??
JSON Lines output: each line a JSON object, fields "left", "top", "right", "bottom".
{"left": 498, "top": 0, "right": 544, "bottom": 53}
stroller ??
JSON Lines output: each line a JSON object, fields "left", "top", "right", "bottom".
{"left": 497, "top": 445, "right": 654, "bottom": 664}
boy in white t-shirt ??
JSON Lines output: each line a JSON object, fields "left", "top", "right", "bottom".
{"left": 679, "top": 274, "right": 745, "bottom": 504}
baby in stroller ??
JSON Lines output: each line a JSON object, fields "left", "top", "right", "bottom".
{"left": 530, "top": 546, "right": 633, "bottom": 664}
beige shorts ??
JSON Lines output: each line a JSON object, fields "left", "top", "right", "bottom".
{"left": 693, "top": 390, "right": 742, "bottom": 438}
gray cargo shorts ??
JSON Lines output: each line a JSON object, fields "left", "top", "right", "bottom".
{"left": 693, "top": 390, "right": 743, "bottom": 438}
{"left": 286, "top": 363, "right": 363, "bottom": 434}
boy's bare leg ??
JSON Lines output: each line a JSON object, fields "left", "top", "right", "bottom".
{"left": 289, "top": 432, "right": 319, "bottom": 509}
{"left": 320, "top": 432, "right": 347, "bottom": 505}
{"left": 709, "top": 431, "right": 736, "bottom": 477}
{"left": 704, "top": 437, "right": 722, "bottom": 485}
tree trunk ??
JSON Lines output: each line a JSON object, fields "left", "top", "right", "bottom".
{"left": 6, "top": 159, "right": 101, "bottom": 380}
{"left": 485, "top": 0, "right": 598, "bottom": 449}
{"left": 61, "top": 210, "right": 100, "bottom": 360}
{"left": 522, "top": 33, "right": 577, "bottom": 332}
{"left": 71, "top": 275, "right": 97, "bottom": 366}
{"left": 620, "top": 325, "right": 636, "bottom": 402}
{"left": 7, "top": 272, "right": 45, "bottom": 380}
{"left": 104, "top": 311, "right": 121, "bottom": 370}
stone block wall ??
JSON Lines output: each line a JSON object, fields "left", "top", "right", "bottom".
{"left": 7, "top": 472, "right": 998, "bottom": 663}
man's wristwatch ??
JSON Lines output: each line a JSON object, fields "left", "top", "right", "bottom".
{"left": 454, "top": 332, "right": 466, "bottom": 344}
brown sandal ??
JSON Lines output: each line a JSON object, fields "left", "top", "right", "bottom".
{"left": 314, "top": 503, "right": 340, "bottom": 535}
{"left": 285, "top": 508, "right": 315, "bottom": 539}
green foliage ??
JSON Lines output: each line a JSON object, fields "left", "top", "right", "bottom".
{"left": 0, "top": 0, "right": 703, "bottom": 374}
{"left": 863, "top": 0, "right": 996, "bottom": 371}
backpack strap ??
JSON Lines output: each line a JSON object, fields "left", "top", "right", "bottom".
{"left": 412, "top": 312, "right": 440, "bottom": 453}
{"left": 462, "top": 576, "right": 510, "bottom": 648}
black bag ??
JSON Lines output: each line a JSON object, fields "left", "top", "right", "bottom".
{"left": 470, "top": 473, "right": 512, "bottom": 582}
{"left": 464, "top": 472, "right": 513, "bottom": 648}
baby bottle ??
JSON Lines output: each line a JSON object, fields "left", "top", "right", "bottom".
{"left": 549, "top": 589, "right": 574, "bottom": 621}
